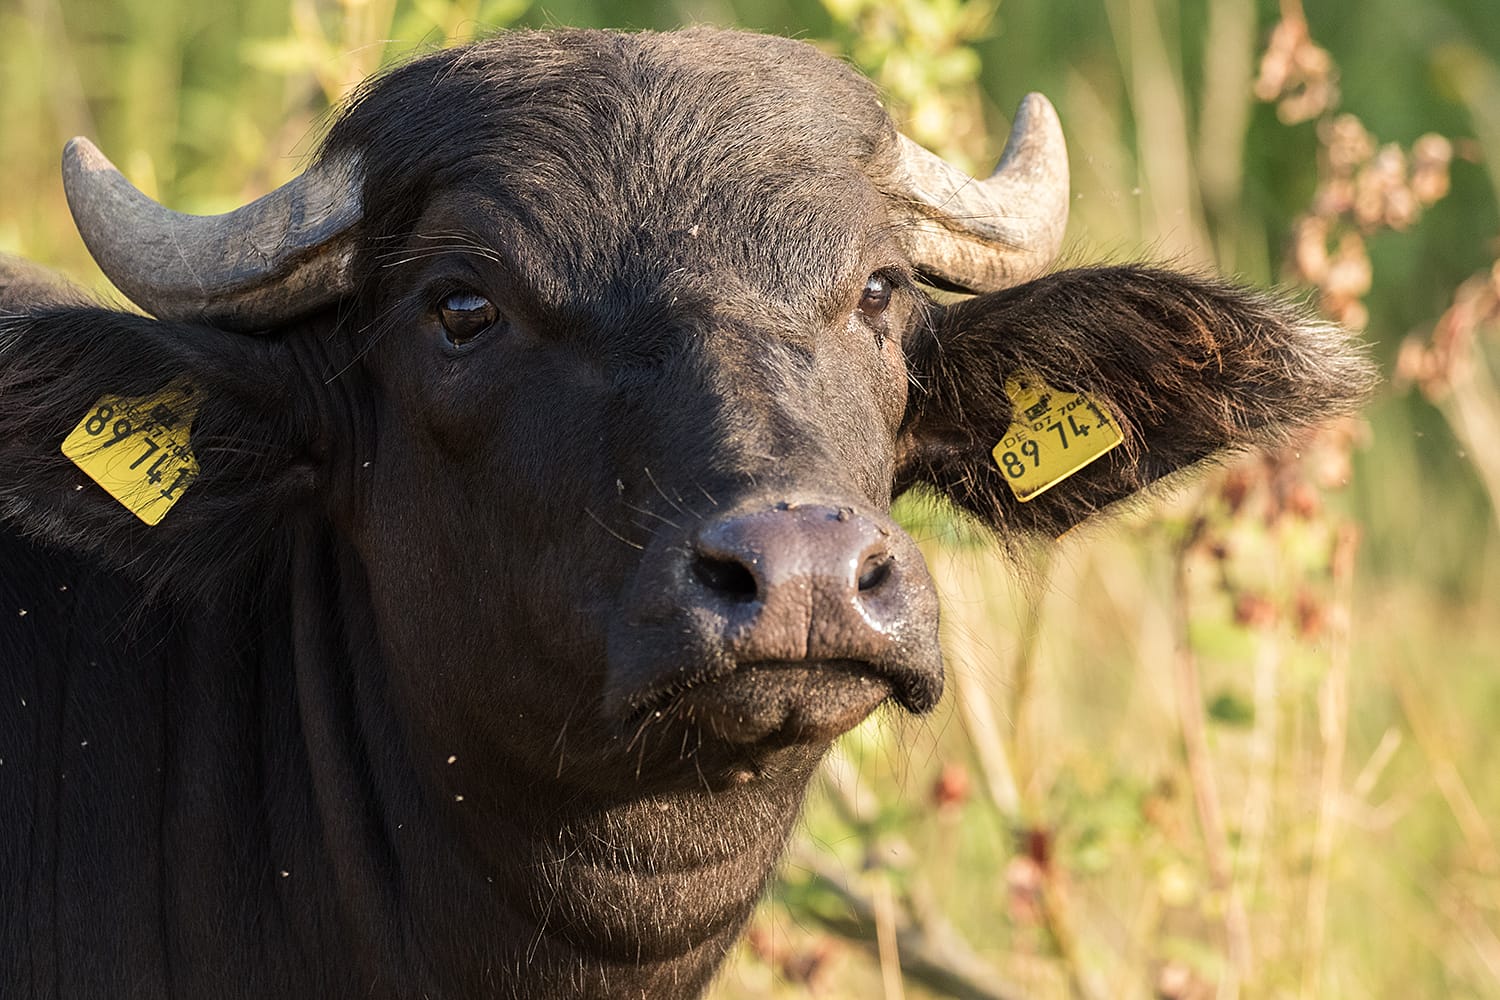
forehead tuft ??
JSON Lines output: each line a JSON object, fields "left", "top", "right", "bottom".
{"left": 323, "top": 29, "right": 896, "bottom": 208}
{"left": 324, "top": 28, "right": 903, "bottom": 307}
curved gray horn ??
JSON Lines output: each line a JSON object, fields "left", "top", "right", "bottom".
{"left": 885, "top": 93, "right": 1069, "bottom": 292}
{"left": 63, "top": 138, "right": 363, "bottom": 332}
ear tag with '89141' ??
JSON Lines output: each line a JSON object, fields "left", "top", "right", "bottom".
{"left": 991, "top": 374, "right": 1124, "bottom": 502}
{"left": 61, "top": 382, "right": 201, "bottom": 525}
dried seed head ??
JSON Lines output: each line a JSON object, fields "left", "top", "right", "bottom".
{"left": 1255, "top": 16, "right": 1340, "bottom": 124}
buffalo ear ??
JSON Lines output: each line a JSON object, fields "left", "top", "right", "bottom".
{"left": 0, "top": 305, "right": 322, "bottom": 595}
{"left": 0, "top": 255, "right": 83, "bottom": 309}
{"left": 895, "top": 265, "right": 1377, "bottom": 538}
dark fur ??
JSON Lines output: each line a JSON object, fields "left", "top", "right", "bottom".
{"left": 0, "top": 28, "right": 1375, "bottom": 1000}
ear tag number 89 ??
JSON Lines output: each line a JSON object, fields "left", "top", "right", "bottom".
{"left": 61, "top": 382, "right": 201, "bottom": 526}
{"left": 992, "top": 374, "right": 1124, "bottom": 502}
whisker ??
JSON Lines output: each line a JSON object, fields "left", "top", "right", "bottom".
{"left": 550, "top": 702, "right": 576, "bottom": 780}
{"left": 322, "top": 295, "right": 406, "bottom": 385}
{"left": 621, "top": 500, "right": 680, "bottom": 531}
{"left": 584, "top": 507, "right": 645, "bottom": 550}
{"left": 643, "top": 466, "right": 687, "bottom": 516}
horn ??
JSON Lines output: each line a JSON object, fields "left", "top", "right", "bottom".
{"left": 886, "top": 93, "right": 1069, "bottom": 292}
{"left": 62, "top": 138, "right": 364, "bottom": 332}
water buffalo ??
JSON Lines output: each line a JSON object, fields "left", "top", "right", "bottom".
{"left": 0, "top": 26, "right": 1371, "bottom": 1000}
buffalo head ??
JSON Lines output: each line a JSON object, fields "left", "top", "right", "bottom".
{"left": 10, "top": 27, "right": 1372, "bottom": 795}
{"left": 45, "top": 30, "right": 1085, "bottom": 785}
{"left": 35, "top": 30, "right": 1371, "bottom": 788}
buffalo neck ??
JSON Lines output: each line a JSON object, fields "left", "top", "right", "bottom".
{"left": 280, "top": 520, "right": 819, "bottom": 998}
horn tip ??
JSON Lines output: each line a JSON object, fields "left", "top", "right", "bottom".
{"left": 1016, "top": 92, "right": 1059, "bottom": 117}
{"left": 62, "top": 137, "right": 123, "bottom": 199}
{"left": 1009, "top": 92, "right": 1064, "bottom": 145}
{"left": 996, "top": 90, "right": 1069, "bottom": 192}
{"left": 62, "top": 136, "right": 108, "bottom": 171}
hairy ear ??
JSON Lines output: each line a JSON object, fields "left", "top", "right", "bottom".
{"left": 0, "top": 255, "right": 83, "bottom": 310}
{"left": 0, "top": 304, "right": 322, "bottom": 596}
{"left": 896, "top": 265, "right": 1377, "bottom": 538}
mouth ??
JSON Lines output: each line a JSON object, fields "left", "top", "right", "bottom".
{"left": 623, "top": 657, "right": 928, "bottom": 748}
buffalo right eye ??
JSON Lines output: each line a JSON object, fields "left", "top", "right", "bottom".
{"left": 438, "top": 291, "right": 500, "bottom": 345}
{"left": 858, "top": 273, "right": 892, "bottom": 318}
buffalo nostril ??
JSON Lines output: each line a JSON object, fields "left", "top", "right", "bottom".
{"left": 857, "top": 553, "right": 894, "bottom": 593}
{"left": 692, "top": 555, "right": 759, "bottom": 602}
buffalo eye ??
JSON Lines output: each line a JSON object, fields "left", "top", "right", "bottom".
{"left": 859, "top": 274, "right": 892, "bottom": 318}
{"left": 438, "top": 291, "right": 500, "bottom": 345}
{"left": 857, "top": 273, "right": 895, "bottom": 347}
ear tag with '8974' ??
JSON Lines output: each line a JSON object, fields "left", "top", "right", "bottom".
{"left": 61, "top": 382, "right": 201, "bottom": 525}
{"left": 992, "top": 374, "right": 1124, "bottom": 502}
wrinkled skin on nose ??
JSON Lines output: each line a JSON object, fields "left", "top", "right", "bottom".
{"left": 606, "top": 499, "right": 943, "bottom": 747}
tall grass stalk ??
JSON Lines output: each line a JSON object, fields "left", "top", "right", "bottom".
{"left": 1300, "top": 525, "right": 1357, "bottom": 1000}
{"left": 1171, "top": 557, "right": 1252, "bottom": 998}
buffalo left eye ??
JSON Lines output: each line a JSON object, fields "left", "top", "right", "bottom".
{"left": 438, "top": 291, "right": 500, "bottom": 346}
{"left": 858, "top": 274, "right": 892, "bottom": 319}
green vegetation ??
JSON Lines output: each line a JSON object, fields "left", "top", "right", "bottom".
{"left": 5, "top": 0, "right": 1499, "bottom": 996}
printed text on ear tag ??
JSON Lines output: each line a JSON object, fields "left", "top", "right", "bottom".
{"left": 992, "top": 374, "right": 1124, "bottom": 502}
{"left": 61, "top": 382, "right": 201, "bottom": 525}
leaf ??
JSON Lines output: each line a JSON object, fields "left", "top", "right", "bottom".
{"left": 1206, "top": 690, "right": 1255, "bottom": 727}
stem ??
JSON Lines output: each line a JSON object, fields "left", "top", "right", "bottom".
{"left": 1173, "top": 547, "right": 1253, "bottom": 997}
{"left": 1387, "top": 640, "right": 1500, "bottom": 874}
{"left": 1442, "top": 358, "right": 1500, "bottom": 539}
{"left": 1234, "top": 630, "right": 1281, "bottom": 914}
{"left": 874, "top": 874, "right": 907, "bottom": 1000}
{"left": 793, "top": 849, "right": 1030, "bottom": 1000}
{"left": 1300, "top": 524, "right": 1358, "bottom": 1000}
{"left": 926, "top": 545, "right": 1023, "bottom": 822}
{"left": 1006, "top": 550, "right": 1052, "bottom": 806}
{"left": 1039, "top": 874, "right": 1109, "bottom": 1000}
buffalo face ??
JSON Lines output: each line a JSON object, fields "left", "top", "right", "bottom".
{"left": 335, "top": 133, "right": 954, "bottom": 784}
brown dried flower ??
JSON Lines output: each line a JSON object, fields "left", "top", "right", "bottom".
{"left": 1397, "top": 259, "right": 1500, "bottom": 401}
{"left": 1233, "top": 593, "right": 1279, "bottom": 631}
{"left": 1254, "top": 15, "right": 1340, "bottom": 124}
{"left": 931, "top": 761, "right": 972, "bottom": 811}
{"left": 1280, "top": 111, "right": 1450, "bottom": 330}
{"left": 1261, "top": 13, "right": 1453, "bottom": 335}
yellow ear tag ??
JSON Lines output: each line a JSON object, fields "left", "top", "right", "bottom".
{"left": 992, "top": 374, "right": 1124, "bottom": 502}
{"left": 61, "top": 382, "right": 201, "bottom": 525}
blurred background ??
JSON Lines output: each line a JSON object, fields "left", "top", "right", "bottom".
{"left": 4, "top": 0, "right": 1498, "bottom": 996}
